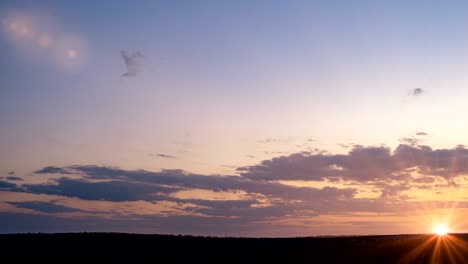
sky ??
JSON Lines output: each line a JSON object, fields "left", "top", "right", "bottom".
{"left": 2, "top": 0, "right": 468, "bottom": 237}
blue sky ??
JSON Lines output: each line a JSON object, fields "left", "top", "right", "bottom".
{"left": 2, "top": 1, "right": 468, "bottom": 236}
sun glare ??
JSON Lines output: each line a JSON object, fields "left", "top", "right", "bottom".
{"left": 433, "top": 224, "right": 449, "bottom": 236}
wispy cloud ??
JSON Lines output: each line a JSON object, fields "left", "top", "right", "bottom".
{"left": 416, "top": 131, "right": 429, "bottom": 136}
{"left": 398, "top": 132, "right": 429, "bottom": 146}
{"left": 338, "top": 143, "right": 355, "bottom": 149}
{"left": 121, "top": 50, "right": 144, "bottom": 77}
{"left": 409, "top": 88, "right": 425, "bottom": 96}
{"left": 399, "top": 137, "right": 420, "bottom": 146}
{"left": 150, "top": 153, "right": 177, "bottom": 159}
{"left": 8, "top": 201, "right": 81, "bottom": 214}
{"left": 34, "top": 166, "right": 72, "bottom": 174}
{"left": 257, "top": 137, "right": 291, "bottom": 144}
{"left": 6, "top": 176, "right": 23, "bottom": 181}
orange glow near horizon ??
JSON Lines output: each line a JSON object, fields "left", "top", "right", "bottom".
{"left": 433, "top": 224, "right": 449, "bottom": 236}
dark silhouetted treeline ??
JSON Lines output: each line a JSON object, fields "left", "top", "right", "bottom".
{"left": 1, "top": 233, "right": 468, "bottom": 263}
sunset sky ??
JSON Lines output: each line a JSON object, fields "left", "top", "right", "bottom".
{"left": 2, "top": 0, "right": 468, "bottom": 236}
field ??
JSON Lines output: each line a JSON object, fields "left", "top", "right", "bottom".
{"left": 1, "top": 233, "right": 468, "bottom": 263}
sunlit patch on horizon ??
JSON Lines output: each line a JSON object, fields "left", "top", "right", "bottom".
{"left": 433, "top": 224, "right": 449, "bottom": 236}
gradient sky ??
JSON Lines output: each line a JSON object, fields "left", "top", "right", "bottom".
{"left": 2, "top": 0, "right": 468, "bottom": 236}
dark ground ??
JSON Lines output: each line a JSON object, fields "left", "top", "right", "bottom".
{"left": 1, "top": 233, "right": 468, "bottom": 263}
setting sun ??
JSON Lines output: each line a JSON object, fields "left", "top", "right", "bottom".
{"left": 433, "top": 225, "right": 449, "bottom": 236}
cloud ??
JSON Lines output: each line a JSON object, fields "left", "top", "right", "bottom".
{"left": 6, "top": 176, "right": 23, "bottom": 181}
{"left": 34, "top": 166, "right": 72, "bottom": 174}
{"left": 21, "top": 144, "right": 468, "bottom": 204}
{"left": 392, "top": 144, "right": 468, "bottom": 178}
{"left": 71, "top": 166, "right": 355, "bottom": 203}
{"left": 8, "top": 201, "right": 81, "bottom": 213}
{"left": 121, "top": 50, "right": 144, "bottom": 77}
{"left": 412, "top": 176, "right": 435, "bottom": 183}
{"left": 23, "top": 143, "right": 468, "bottom": 211}
{"left": 264, "top": 151, "right": 288, "bottom": 155}
{"left": 16, "top": 165, "right": 359, "bottom": 219}
{"left": 24, "top": 177, "right": 180, "bottom": 202}
{"left": 338, "top": 143, "right": 355, "bottom": 149}
{"left": 238, "top": 152, "right": 347, "bottom": 181}
{"left": 399, "top": 137, "right": 420, "bottom": 146}
{"left": 257, "top": 138, "right": 290, "bottom": 144}
{"left": 151, "top": 153, "right": 177, "bottom": 159}
{"left": 4, "top": 143, "right": 468, "bottom": 234}
{"left": 221, "top": 165, "right": 238, "bottom": 168}
{"left": 64, "top": 166, "right": 245, "bottom": 192}
{"left": 239, "top": 144, "right": 468, "bottom": 182}
{"left": 409, "top": 88, "right": 425, "bottom": 96}
{"left": 0, "top": 181, "right": 17, "bottom": 189}
{"left": 398, "top": 132, "right": 429, "bottom": 146}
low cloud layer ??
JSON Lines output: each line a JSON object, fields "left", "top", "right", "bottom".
{"left": 2, "top": 143, "right": 468, "bottom": 235}
{"left": 6, "top": 176, "right": 23, "bottom": 181}
{"left": 8, "top": 201, "right": 82, "bottom": 214}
